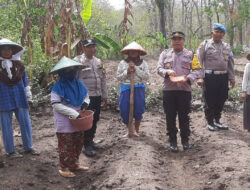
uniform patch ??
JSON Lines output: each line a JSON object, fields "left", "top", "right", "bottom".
{"left": 191, "top": 54, "right": 202, "bottom": 70}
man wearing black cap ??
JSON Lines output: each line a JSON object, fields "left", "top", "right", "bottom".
{"left": 74, "top": 39, "right": 108, "bottom": 157}
{"left": 197, "top": 23, "right": 235, "bottom": 131}
{"left": 157, "top": 31, "right": 201, "bottom": 152}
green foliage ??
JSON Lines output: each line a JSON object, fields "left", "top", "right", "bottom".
{"left": 80, "top": 0, "right": 93, "bottom": 24}
{"left": 107, "top": 84, "right": 120, "bottom": 110}
{"left": 94, "top": 33, "right": 123, "bottom": 60}
{"left": 204, "top": 5, "right": 213, "bottom": 18}
{"left": 232, "top": 45, "right": 243, "bottom": 56}
{"left": 145, "top": 88, "right": 162, "bottom": 110}
{"left": 145, "top": 32, "right": 169, "bottom": 49}
{"left": 225, "top": 87, "right": 243, "bottom": 111}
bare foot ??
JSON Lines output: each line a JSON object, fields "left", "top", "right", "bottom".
{"left": 122, "top": 131, "right": 139, "bottom": 138}
{"left": 129, "top": 131, "right": 139, "bottom": 137}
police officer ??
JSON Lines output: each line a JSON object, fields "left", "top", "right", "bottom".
{"left": 74, "top": 39, "right": 108, "bottom": 157}
{"left": 197, "top": 23, "right": 235, "bottom": 131}
{"left": 157, "top": 31, "right": 201, "bottom": 152}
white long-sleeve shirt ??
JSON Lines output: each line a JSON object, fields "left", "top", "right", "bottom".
{"left": 242, "top": 63, "right": 250, "bottom": 94}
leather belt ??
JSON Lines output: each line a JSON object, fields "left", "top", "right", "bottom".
{"left": 205, "top": 70, "right": 227, "bottom": 75}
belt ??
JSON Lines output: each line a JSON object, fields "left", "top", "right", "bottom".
{"left": 205, "top": 70, "right": 227, "bottom": 75}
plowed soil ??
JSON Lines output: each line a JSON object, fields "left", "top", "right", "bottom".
{"left": 0, "top": 57, "right": 250, "bottom": 190}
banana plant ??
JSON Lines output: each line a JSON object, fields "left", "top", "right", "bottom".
{"left": 94, "top": 33, "right": 122, "bottom": 52}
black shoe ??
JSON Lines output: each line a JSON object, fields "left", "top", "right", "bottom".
{"left": 182, "top": 142, "right": 192, "bottom": 150}
{"left": 214, "top": 122, "right": 229, "bottom": 130}
{"left": 91, "top": 141, "right": 101, "bottom": 151}
{"left": 169, "top": 143, "right": 179, "bottom": 153}
{"left": 206, "top": 123, "right": 218, "bottom": 131}
{"left": 83, "top": 146, "right": 96, "bottom": 157}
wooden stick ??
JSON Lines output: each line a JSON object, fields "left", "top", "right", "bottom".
{"left": 128, "top": 72, "right": 134, "bottom": 135}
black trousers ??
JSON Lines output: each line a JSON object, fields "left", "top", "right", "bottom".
{"left": 84, "top": 96, "right": 102, "bottom": 147}
{"left": 203, "top": 73, "right": 228, "bottom": 124}
{"left": 163, "top": 90, "right": 191, "bottom": 144}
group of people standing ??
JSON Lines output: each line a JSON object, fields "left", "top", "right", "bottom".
{"left": 0, "top": 22, "right": 249, "bottom": 177}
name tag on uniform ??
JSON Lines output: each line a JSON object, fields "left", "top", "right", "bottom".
{"left": 184, "top": 63, "right": 189, "bottom": 68}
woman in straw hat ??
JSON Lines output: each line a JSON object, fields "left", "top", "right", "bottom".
{"left": 50, "top": 56, "right": 89, "bottom": 177}
{"left": 0, "top": 38, "right": 39, "bottom": 158}
{"left": 242, "top": 53, "right": 250, "bottom": 133}
{"left": 117, "top": 41, "right": 149, "bottom": 137}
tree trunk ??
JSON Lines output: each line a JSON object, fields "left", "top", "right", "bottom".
{"left": 246, "top": 20, "right": 249, "bottom": 46}
{"left": 155, "top": 0, "right": 166, "bottom": 38}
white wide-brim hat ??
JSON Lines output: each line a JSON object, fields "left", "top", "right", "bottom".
{"left": 0, "top": 38, "right": 23, "bottom": 55}
{"left": 120, "top": 41, "right": 147, "bottom": 56}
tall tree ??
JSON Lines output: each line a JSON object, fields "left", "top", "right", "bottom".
{"left": 155, "top": 0, "right": 166, "bottom": 38}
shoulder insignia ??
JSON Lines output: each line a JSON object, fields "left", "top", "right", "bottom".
{"left": 191, "top": 54, "right": 202, "bottom": 70}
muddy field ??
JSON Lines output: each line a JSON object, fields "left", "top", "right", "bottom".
{"left": 0, "top": 57, "right": 250, "bottom": 190}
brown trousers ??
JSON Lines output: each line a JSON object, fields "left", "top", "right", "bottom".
{"left": 56, "top": 132, "right": 84, "bottom": 170}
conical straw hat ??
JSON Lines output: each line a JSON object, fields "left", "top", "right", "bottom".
{"left": 0, "top": 38, "right": 23, "bottom": 55}
{"left": 50, "top": 56, "right": 83, "bottom": 74}
{"left": 120, "top": 41, "right": 147, "bottom": 56}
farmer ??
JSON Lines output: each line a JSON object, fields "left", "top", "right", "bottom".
{"left": 0, "top": 38, "right": 39, "bottom": 158}
{"left": 117, "top": 41, "right": 149, "bottom": 137}
{"left": 157, "top": 31, "right": 201, "bottom": 152}
{"left": 242, "top": 53, "right": 250, "bottom": 133}
{"left": 197, "top": 23, "right": 235, "bottom": 131}
{"left": 50, "top": 56, "right": 89, "bottom": 178}
{"left": 74, "top": 39, "right": 108, "bottom": 157}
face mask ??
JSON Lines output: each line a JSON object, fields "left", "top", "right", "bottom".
{"left": 59, "top": 69, "right": 77, "bottom": 81}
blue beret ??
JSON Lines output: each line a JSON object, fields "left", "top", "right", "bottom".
{"left": 213, "top": 23, "right": 226, "bottom": 33}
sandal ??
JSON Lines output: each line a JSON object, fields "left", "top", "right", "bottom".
{"left": 24, "top": 148, "right": 40, "bottom": 155}
{"left": 73, "top": 165, "right": 89, "bottom": 171}
{"left": 7, "top": 151, "right": 23, "bottom": 158}
{"left": 59, "top": 170, "right": 76, "bottom": 178}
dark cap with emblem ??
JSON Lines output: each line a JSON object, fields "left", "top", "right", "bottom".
{"left": 81, "top": 39, "right": 97, "bottom": 47}
{"left": 171, "top": 31, "right": 185, "bottom": 39}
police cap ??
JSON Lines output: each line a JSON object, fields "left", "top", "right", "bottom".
{"left": 171, "top": 31, "right": 185, "bottom": 39}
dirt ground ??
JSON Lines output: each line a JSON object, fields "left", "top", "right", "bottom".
{"left": 0, "top": 56, "right": 250, "bottom": 190}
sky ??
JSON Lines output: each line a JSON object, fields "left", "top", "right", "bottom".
{"left": 107, "top": 0, "right": 124, "bottom": 10}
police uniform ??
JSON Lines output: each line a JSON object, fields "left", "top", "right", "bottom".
{"left": 157, "top": 31, "right": 201, "bottom": 151}
{"left": 198, "top": 23, "right": 235, "bottom": 130}
{"left": 74, "top": 39, "right": 108, "bottom": 157}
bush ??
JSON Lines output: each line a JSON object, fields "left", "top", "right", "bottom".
{"left": 232, "top": 45, "right": 243, "bottom": 56}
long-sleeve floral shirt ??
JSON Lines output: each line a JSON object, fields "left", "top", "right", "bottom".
{"left": 117, "top": 60, "right": 149, "bottom": 85}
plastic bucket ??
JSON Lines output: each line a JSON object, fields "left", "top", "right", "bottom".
{"left": 70, "top": 110, "right": 94, "bottom": 131}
